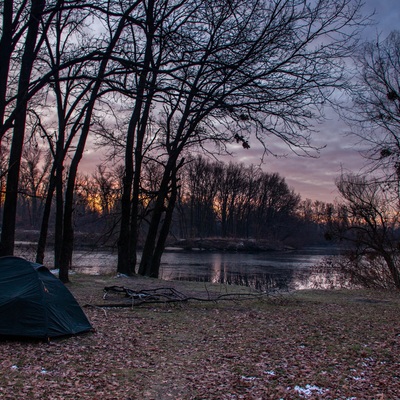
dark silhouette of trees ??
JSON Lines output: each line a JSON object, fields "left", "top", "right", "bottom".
{"left": 0, "top": 0, "right": 368, "bottom": 281}
{"left": 137, "top": 0, "right": 366, "bottom": 278}
{"left": 297, "top": 199, "right": 335, "bottom": 245}
{"left": 215, "top": 162, "right": 245, "bottom": 238}
{"left": 333, "top": 30, "right": 400, "bottom": 290}
{"left": 114, "top": 0, "right": 172, "bottom": 276}
{"left": 183, "top": 156, "right": 220, "bottom": 238}
{"left": 332, "top": 174, "right": 400, "bottom": 290}
{"left": 0, "top": 0, "right": 46, "bottom": 256}
{"left": 10, "top": 148, "right": 336, "bottom": 255}
{"left": 35, "top": 2, "right": 103, "bottom": 269}
{"left": 56, "top": 2, "right": 139, "bottom": 282}
{"left": 349, "top": 30, "right": 400, "bottom": 185}
{"left": 179, "top": 156, "right": 307, "bottom": 242}
{"left": 19, "top": 144, "right": 51, "bottom": 228}
{"left": 0, "top": 1, "right": 117, "bottom": 277}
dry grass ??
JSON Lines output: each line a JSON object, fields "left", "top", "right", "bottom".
{"left": 1, "top": 274, "right": 400, "bottom": 399}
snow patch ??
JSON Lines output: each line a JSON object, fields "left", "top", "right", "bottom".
{"left": 264, "top": 370, "right": 276, "bottom": 376}
{"left": 240, "top": 376, "right": 258, "bottom": 381}
{"left": 294, "top": 384, "right": 327, "bottom": 398}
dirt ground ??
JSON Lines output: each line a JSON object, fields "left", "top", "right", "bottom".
{"left": 1, "top": 274, "right": 400, "bottom": 399}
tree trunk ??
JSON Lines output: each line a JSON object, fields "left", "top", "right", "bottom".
{"left": 138, "top": 156, "right": 179, "bottom": 277}
{"left": 36, "top": 167, "right": 56, "bottom": 264}
{"left": 0, "top": 0, "right": 13, "bottom": 140}
{"left": 128, "top": 76, "right": 158, "bottom": 273}
{"left": 54, "top": 162, "right": 64, "bottom": 266}
{"left": 117, "top": 160, "right": 134, "bottom": 275}
{"left": 59, "top": 143, "right": 82, "bottom": 282}
{"left": 0, "top": 0, "right": 45, "bottom": 256}
{"left": 57, "top": 7, "right": 137, "bottom": 282}
{"left": 138, "top": 166, "right": 172, "bottom": 276}
{"left": 117, "top": 0, "right": 156, "bottom": 275}
{"left": 383, "top": 253, "right": 400, "bottom": 290}
{"left": 149, "top": 171, "right": 178, "bottom": 278}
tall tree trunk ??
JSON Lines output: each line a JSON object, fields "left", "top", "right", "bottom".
{"left": 128, "top": 75, "right": 158, "bottom": 272}
{"left": 54, "top": 164, "right": 64, "bottom": 266}
{"left": 117, "top": 0, "right": 156, "bottom": 275}
{"left": 149, "top": 170, "right": 178, "bottom": 278}
{"left": 138, "top": 159, "right": 175, "bottom": 277}
{"left": 36, "top": 77, "right": 69, "bottom": 266}
{"left": 0, "top": 0, "right": 45, "bottom": 256}
{"left": 58, "top": 7, "right": 134, "bottom": 282}
{"left": 117, "top": 116, "right": 136, "bottom": 275}
{"left": 59, "top": 165, "right": 76, "bottom": 283}
{"left": 0, "top": 0, "right": 13, "bottom": 140}
{"left": 36, "top": 166, "right": 56, "bottom": 264}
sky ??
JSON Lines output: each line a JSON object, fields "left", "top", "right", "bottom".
{"left": 231, "top": 0, "right": 400, "bottom": 204}
{"left": 80, "top": 0, "right": 400, "bottom": 204}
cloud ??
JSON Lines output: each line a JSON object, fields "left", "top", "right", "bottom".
{"left": 79, "top": 0, "right": 399, "bottom": 205}
{"left": 363, "top": 0, "right": 400, "bottom": 38}
{"left": 231, "top": 1, "right": 400, "bottom": 204}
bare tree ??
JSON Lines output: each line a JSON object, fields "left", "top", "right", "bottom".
{"left": 19, "top": 144, "right": 51, "bottom": 227}
{"left": 333, "top": 30, "right": 400, "bottom": 289}
{"left": 252, "top": 172, "right": 300, "bottom": 241}
{"left": 57, "top": 1, "right": 146, "bottom": 282}
{"left": 92, "top": 165, "right": 121, "bottom": 216}
{"left": 138, "top": 0, "right": 366, "bottom": 278}
{"left": 334, "top": 173, "right": 400, "bottom": 289}
{"left": 182, "top": 156, "right": 220, "bottom": 238}
{"left": 34, "top": 2, "right": 103, "bottom": 266}
{"left": 0, "top": 0, "right": 47, "bottom": 256}
{"left": 214, "top": 162, "right": 245, "bottom": 238}
{"left": 114, "top": 0, "right": 166, "bottom": 276}
{"left": 0, "top": 0, "right": 110, "bottom": 263}
{"left": 0, "top": 0, "right": 35, "bottom": 141}
{"left": 349, "top": 31, "right": 400, "bottom": 187}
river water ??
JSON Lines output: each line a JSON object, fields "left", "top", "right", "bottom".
{"left": 157, "top": 247, "right": 345, "bottom": 290}
{"left": 16, "top": 244, "right": 345, "bottom": 291}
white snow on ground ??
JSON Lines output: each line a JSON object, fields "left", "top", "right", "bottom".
{"left": 294, "top": 384, "right": 327, "bottom": 397}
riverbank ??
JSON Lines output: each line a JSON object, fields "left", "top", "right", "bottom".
{"left": 14, "top": 231, "right": 292, "bottom": 252}
{"left": 170, "top": 237, "right": 288, "bottom": 252}
{"left": 1, "top": 274, "right": 399, "bottom": 399}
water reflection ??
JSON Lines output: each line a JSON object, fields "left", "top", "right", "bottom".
{"left": 158, "top": 249, "right": 343, "bottom": 291}
{"left": 15, "top": 244, "right": 344, "bottom": 290}
{"left": 211, "top": 253, "right": 225, "bottom": 284}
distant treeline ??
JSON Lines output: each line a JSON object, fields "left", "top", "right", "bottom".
{"left": 4, "top": 149, "right": 334, "bottom": 248}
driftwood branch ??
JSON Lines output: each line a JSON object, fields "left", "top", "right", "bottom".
{"left": 84, "top": 285, "right": 281, "bottom": 308}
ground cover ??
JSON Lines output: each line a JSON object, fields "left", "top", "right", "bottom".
{"left": 1, "top": 274, "right": 399, "bottom": 399}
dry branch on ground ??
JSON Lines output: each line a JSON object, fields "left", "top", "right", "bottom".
{"left": 97, "top": 285, "right": 282, "bottom": 307}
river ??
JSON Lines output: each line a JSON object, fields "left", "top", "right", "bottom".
{"left": 16, "top": 243, "right": 345, "bottom": 291}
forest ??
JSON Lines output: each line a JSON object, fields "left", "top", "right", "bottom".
{"left": 1, "top": 0, "right": 400, "bottom": 289}
{"left": 1, "top": 149, "right": 335, "bottom": 248}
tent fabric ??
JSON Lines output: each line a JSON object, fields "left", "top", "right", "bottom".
{"left": 0, "top": 256, "right": 92, "bottom": 339}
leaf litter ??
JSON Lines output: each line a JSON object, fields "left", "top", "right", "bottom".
{"left": 1, "top": 275, "right": 399, "bottom": 399}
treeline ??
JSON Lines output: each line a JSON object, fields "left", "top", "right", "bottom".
{"left": 177, "top": 156, "right": 301, "bottom": 241}
{"left": 2, "top": 148, "right": 335, "bottom": 248}
{"left": 176, "top": 157, "right": 335, "bottom": 247}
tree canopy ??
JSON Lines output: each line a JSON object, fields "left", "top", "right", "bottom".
{"left": 0, "top": 0, "right": 368, "bottom": 280}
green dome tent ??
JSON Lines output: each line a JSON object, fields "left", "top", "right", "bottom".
{"left": 0, "top": 256, "right": 93, "bottom": 340}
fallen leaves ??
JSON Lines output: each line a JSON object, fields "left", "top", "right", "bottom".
{"left": 1, "top": 277, "right": 400, "bottom": 399}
